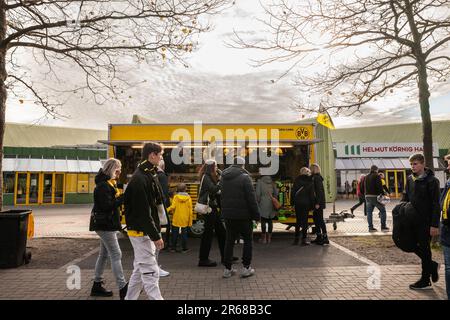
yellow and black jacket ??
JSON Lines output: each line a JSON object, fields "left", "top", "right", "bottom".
{"left": 124, "top": 160, "right": 163, "bottom": 241}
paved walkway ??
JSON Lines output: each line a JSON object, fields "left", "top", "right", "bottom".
{"left": 0, "top": 234, "right": 447, "bottom": 300}
{"left": 0, "top": 265, "right": 446, "bottom": 300}
{"left": 8, "top": 199, "right": 399, "bottom": 238}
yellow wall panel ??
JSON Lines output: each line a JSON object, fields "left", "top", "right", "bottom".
{"left": 77, "top": 174, "right": 89, "bottom": 194}
{"left": 65, "top": 174, "right": 77, "bottom": 193}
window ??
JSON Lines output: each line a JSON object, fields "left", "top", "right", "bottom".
{"left": 3, "top": 172, "right": 15, "bottom": 194}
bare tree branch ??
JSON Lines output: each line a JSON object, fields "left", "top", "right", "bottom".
{"left": 232, "top": 0, "right": 450, "bottom": 168}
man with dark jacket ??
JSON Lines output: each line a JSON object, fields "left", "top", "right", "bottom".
{"left": 124, "top": 142, "right": 165, "bottom": 300}
{"left": 364, "top": 165, "right": 388, "bottom": 232}
{"left": 402, "top": 153, "right": 441, "bottom": 290}
{"left": 220, "top": 156, "right": 260, "bottom": 279}
{"left": 156, "top": 159, "right": 171, "bottom": 277}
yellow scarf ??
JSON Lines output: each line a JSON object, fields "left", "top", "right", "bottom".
{"left": 107, "top": 179, "right": 121, "bottom": 198}
{"left": 443, "top": 189, "right": 450, "bottom": 221}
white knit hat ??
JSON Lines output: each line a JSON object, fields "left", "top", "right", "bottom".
{"left": 234, "top": 156, "right": 245, "bottom": 165}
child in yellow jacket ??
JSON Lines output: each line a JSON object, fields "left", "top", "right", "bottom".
{"left": 167, "top": 183, "right": 193, "bottom": 253}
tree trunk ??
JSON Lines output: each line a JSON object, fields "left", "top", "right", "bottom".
{"left": 417, "top": 59, "right": 434, "bottom": 170}
{"left": 404, "top": 0, "right": 434, "bottom": 170}
{"left": 0, "top": 2, "right": 7, "bottom": 210}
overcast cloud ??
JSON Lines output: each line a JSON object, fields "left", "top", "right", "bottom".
{"left": 6, "top": 0, "right": 450, "bottom": 130}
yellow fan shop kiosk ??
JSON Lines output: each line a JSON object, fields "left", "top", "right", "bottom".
{"left": 101, "top": 121, "right": 335, "bottom": 236}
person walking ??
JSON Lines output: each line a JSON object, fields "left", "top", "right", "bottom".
{"left": 124, "top": 142, "right": 165, "bottom": 300}
{"left": 310, "top": 164, "right": 329, "bottom": 245}
{"left": 402, "top": 153, "right": 441, "bottom": 290}
{"left": 167, "top": 183, "right": 193, "bottom": 253}
{"left": 156, "top": 159, "right": 171, "bottom": 277}
{"left": 291, "top": 167, "right": 315, "bottom": 246}
{"left": 255, "top": 171, "right": 278, "bottom": 244}
{"left": 89, "top": 158, "right": 128, "bottom": 299}
{"left": 440, "top": 154, "right": 450, "bottom": 299}
{"left": 350, "top": 174, "right": 366, "bottom": 216}
{"left": 379, "top": 172, "right": 390, "bottom": 195}
{"left": 220, "top": 157, "right": 260, "bottom": 278}
{"left": 351, "top": 179, "right": 357, "bottom": 199}
{"left": 364, "top": 165, "right": 388, "bottom": 232}
{"left": 157, "top": 160, "right": 172, "bottom": 248}
{"left": 344, "top": 181, "right": 351, "bottom": 199}
{"left": 198, "top": 159, "right": 227, "bottom": 267}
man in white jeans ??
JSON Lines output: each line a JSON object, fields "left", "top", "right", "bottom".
{"left": 126, "top": 236, "right": 163, "bottom": 300}
{"left": 124, "top": 142, "right": 165, "bottom": 300}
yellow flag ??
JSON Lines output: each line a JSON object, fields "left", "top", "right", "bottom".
{"left": 316, "top": 111, "right": 335, "bottom": 129}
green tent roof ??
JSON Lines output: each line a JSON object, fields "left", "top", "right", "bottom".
{"left": 4, "top": 123, "right": 107, "bottom": 148}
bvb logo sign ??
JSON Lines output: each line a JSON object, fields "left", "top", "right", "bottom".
{"left": 296, "top": 127, "right": 309, "bottom": 140}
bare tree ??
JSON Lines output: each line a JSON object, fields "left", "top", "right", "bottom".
{"left": 0, "top": 0, "right": 231, "bottom": 209}
{"left": 232, "top": 0, "right": 450, "bottom": 168}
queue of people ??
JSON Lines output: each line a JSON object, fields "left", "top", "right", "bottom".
{"left": 89, "top": 142, "right": 450, "bottom": 299}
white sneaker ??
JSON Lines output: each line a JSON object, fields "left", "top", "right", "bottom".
{"left": 222, "top": 268, "right": 236, "bottom": 278}
{"left": 159, "top": 266, "right": 170, "bottom": 277}
{"left": 240, "top": 266, "right": 255, "bottom": 278}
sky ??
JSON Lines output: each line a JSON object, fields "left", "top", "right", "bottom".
{"left": 6, "top": 0, "right": 450, "bottom": 130}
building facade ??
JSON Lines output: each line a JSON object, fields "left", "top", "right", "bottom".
{"left": 332, "top": 120, "right": 450, "bottom": 198}
{"left": 2, "top": 123, "right": 107, "bottom": 206}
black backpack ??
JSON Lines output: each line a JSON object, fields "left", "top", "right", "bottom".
{"left": 392, "top": 202, "right": 420, "bottom": 252}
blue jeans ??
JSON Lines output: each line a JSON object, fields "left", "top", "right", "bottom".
{"left": 172, "top": 227, "right": 189, "bottom": 250}
{"left": 365, "top": 196, "right": 387, "bottom": 230}
{"left": 94, "top": 231, "right": 127, "bottom": 290}
{"left": 443, "top": 245, "right": 450, "bottom": 300}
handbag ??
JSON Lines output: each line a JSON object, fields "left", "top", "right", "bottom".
{"left": 194, "top": 175, "right": 212, "bottom": 214}
{"left": 377, "top": 194, "right": 390, "bottom": 205}
{"left": 268, "top": 191, "right": 282, "bottom": 210}
{"left": 157, "top": 204, "right": 168, "bottom": 226}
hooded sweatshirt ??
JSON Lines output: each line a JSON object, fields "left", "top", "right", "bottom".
{"left": 219, "top": 165, "right": 260, "bottom": 221}
{"left": 167, "top": 192, "right": 193, "bottom": 228}
{"left": 89, "top": 169, "right": 123, "bottom": 232}
{"left": 401, "top": 168, "right": 441, "bottom": 228}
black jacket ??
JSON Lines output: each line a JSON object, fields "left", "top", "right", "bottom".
{"left": 157, "top": 169, "right": 170, "bottom": 208}
{"left": 124, "top": 161, "right": 163, "bottom": 241}
{"left": 401, "top": 168, "right": 441, "bottom": 228}
{"left": 89, "top": 170, "right": 123, "bottom": 232}
{"left": 312, "top": 173, "right": 326, "bottom": 209}
{"left": 392, "top": 202, "right": 420, "bottom": 252}
{"left": 219, "top": 165, "right": 260, "bottom": 220}
{"left": 291, "top": 175, "right": 315, "bottom": 211}
{"left": 364, "top": 172, "right": 383, "bottom": 196}
{"left": 198, "top": 173, "right": 221, "bottom": 209}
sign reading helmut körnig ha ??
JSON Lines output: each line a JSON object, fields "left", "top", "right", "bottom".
{"left": 336, "top": 143, "right": 439, "bottom": 158}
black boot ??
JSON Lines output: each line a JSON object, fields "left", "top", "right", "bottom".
{"left": 292, "top": 237, "right": 299, "bottom": 245}
{"left": 90, "top": 281, "right": 113, "bottom": 297}
{"left": 311, "top": 234, "right": 323, "bottom": 244}
{"left": 119, "top": 283, "right": 128, "bottom": 300}
{"left": 322, "top": 234, "right": 329, "bottom": 245}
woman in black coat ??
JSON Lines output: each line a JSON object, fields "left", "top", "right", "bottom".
{"left": 89, "top": 158, "right": 128, "bottom": 299}
{"left": 291, "top": 167, "right": 316, "bottom": 245}
{"left": 197, "top": 159, "right": 227, "bottom": 267}
{"left": 310, "top": 163, "right": 329, "bottom": 245}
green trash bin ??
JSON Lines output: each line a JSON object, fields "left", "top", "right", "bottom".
{"left": 0, "top": 210, "right": 32, "bottom": 268}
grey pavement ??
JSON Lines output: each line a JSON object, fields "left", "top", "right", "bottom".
{"left": 0, "top": 234, "right": 447, "bottom": 300}
{"left": 6, "top": 199, "right": 399, "bottom": 238}
{"left": 2, "top": 199, "right": 448, "bottom": 300}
